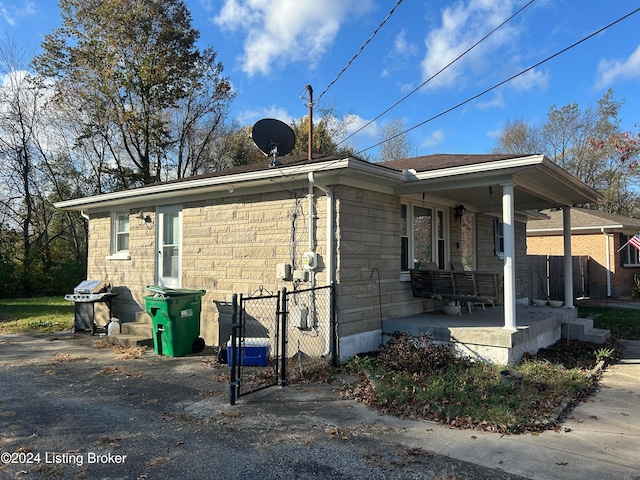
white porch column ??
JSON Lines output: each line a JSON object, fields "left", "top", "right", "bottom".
{"left": 562, "top": 206, "right": 574, "bottom": 308}
{"left": 502, "top": 183, "right": 517, "bottom": 331}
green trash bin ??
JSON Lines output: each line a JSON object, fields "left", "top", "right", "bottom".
{"left": 144, "top": 286, "right": 206, "bottom": 357}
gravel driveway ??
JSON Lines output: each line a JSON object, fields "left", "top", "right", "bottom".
{"left": 0, "top": 333, "right": 527, "bottom": 479}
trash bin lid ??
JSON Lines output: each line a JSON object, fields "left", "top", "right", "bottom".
{"left": 145, "top": 285, "right": 206, "bottom": 297}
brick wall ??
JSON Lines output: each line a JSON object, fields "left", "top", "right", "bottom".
{"left": 528, "top": 232, "right": 640, "bottom": 296}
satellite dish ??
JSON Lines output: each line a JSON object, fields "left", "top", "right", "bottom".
{"left": 251, "top": 118, "right": 295, "bottom": 166}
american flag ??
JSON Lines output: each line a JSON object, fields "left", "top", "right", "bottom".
{"left": 629, "top": 233, "right": 640, "bottom": 251}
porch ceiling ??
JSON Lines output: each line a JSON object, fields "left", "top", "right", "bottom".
{"left": 392, "top": 155, "right": 602, "bottom": 214}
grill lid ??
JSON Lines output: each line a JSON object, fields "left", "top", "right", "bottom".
{"left": 74, "top": 280, "right": 108, "bottom": 294}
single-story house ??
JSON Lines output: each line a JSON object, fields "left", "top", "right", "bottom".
{"left": 527, "top": 207, "right": 640, "bottom": 298}
{"left": 55, "top": 153, "right": 602, "bottom": 362}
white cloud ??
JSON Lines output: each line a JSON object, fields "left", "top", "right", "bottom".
{"left": 473, "top": 91, "right": 505, "bottom": 110}
{"left": 0, "top": 7, "right": 15, "bottom": 26}
{"left": 420, "top": 0, "right": 518, "bottom": 90}
{"left": 0, "top": 1, "right": 35, "bottom": 26}
{"left": 509, "top": 68, "right": 549, "bottom": 92}
{"left": 344, "top": 113, "right": 379, "bottom": 140}
{"left": 236, "top": 105, "right": 294, "bottom": 126}
{"left": 420, "top": 130, "right": 445, "bottom": 148}
{"left": 595, "top": 44, "right": 640, "bottom": 89}
{"left": 394, "top": 29, "right": 418, "bottom": 57}
{"left": 213, "top": 0, "right": 373, "bottom": 77}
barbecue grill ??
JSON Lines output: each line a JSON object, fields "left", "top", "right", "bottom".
{"left": 64, "top": 280, "right": 118, "bottom": 334}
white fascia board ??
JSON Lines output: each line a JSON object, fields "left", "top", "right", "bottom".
{"left": 54, "top": 157, "right": 403, "bottom": 211}
{"left": 409, "top": 154, "right": 543, "bottom": 181}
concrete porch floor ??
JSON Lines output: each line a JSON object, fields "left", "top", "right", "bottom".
{"left": 382, "top": 304, "right": 581, "bottom": 365}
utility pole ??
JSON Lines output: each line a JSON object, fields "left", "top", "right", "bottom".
{"left": 306, "top": 84, "right": 313, "bottom": 161}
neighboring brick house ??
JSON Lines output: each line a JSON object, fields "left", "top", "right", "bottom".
{"left": 527, "top": 208, "right": 640, "bottom": 298}
{"left": 56, "top": 153, "right": 601, "bottom": 361}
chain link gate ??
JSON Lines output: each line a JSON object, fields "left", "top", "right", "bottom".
{"left": 229, "top": 284, "right": 334, "bottom": 405}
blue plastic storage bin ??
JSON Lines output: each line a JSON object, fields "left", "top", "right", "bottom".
{"left": 227, "top": 337, "right": 270, "bottom": 366}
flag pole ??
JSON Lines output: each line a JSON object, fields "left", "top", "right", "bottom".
{"left": 618, "top": 240, "right": 630, "bottom": 253}
{"left": 619, "top": 231, "right": 640, "bottom": 253}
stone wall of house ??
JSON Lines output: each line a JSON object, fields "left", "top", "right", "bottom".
{"left": 334, "top": 185, "right": 423, "bottom": 343}
{"left": 86, "top": 189, "right": 329, "bottom": 346}
{"left": 527, "top": 232, "right": 640, "bottom": 297}
{"left": 87, "top": 209, "right": 157, "bottom": 325}
{"left": 475, "top": 214, "right": 528, "bottom": 300}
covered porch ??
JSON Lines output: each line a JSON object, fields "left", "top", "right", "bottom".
{"left": 382, "top": 154, "right": 604, "bottom": 333}
{"left": 382, "top": 304, "right": 609, "bottom": 365}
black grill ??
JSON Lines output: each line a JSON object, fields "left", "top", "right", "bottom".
{"left": 64, "top": 281, "right": 118, "bottom": 334}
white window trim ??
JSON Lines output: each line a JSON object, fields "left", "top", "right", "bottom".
{"left": 400, "top": 201, "right": 450, "bottom": 279}
{"left": 107, "top": 211, "right": 131, "bottom": 261}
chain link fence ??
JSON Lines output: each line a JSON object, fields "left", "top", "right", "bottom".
{"left": 229, "top": 284, "right": 334, "bottom": 404}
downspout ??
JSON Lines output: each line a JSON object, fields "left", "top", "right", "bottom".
{"left": 308, "top": 180, "right": 316, "bottom": 289}
{"left": 602, "top": 228, "right": 612, "bottom": 297}
{"left": 308, "top": 172, "right": 334, "bottom": 357}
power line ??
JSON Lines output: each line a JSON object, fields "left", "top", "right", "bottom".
{"left": 355, "top": 6, "right": 640, "bottom": 156}
{"left": 315, "top": 0, "right": 404, "bottom": 105}
{"left": 339, "top": 0, "right": 536, "bottom": 146}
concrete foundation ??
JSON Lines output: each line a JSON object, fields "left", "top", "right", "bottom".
{"left": 382, "top": 305, "right": 593, "bottom": 365}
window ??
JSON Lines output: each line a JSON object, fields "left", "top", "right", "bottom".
{"left": 113, "top": 212, "right": 130, "bottom": 254}
{"left": 621, "top": 234, "right": 640, "bottom": 266}
{"left": 413, "top": 206, "right": 433, "bottom": 269}
{"left": 400, "top": 203, "right": 448, "bottom": 272}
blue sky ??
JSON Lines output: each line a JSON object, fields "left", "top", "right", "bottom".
{"left": 3, "top": 0, "right": 640, "bottom": 160}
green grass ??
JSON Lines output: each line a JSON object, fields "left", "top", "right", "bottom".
{"left": 343, "top": 333, "right": 605, "bottom": 434}
{"left": 578, "top": 305, "right": 640, "bottom": 340}
{"left": 0, "top": 297, "right": 74, "bottom": 334}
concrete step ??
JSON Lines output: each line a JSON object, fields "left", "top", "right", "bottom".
{"left": 106, "top": 319, "right": 154, "bottom": 348}
{"left": 106, "top": 333, "right": 154, "bottom": 348}
{"left": 134, "top": 311, "right": 152, "bottom": 323}
{"left": 562, "top": 318, "right": 610, "bottom": 344}
{"left": 121, "top": 321, "right": 153, "bottom": 337}
{"left": 581, "top": 327, "right": 611, "bottom": 344}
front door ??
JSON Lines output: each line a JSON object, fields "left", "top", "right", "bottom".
{"left": 157, "top": 205, "right": 182, "bottom": 288}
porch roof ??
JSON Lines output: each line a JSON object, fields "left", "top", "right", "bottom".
{"left": 380, "top": 153, "right": 602, "bottom": 214}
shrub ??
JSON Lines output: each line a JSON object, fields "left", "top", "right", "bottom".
{"left": 377, "top": 332, "right": 466, "bottom": 375}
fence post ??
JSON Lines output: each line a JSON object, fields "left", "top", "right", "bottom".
{"left": 229, "top": 294, "right": 238, "bottom": 405}
{"left": 280, "top": 287, "right": 288, "bottom": 387}
{"left": 330, "top": 283, "right": 338, "bottom": 367}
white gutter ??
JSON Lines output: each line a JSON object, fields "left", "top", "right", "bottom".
{"left": 602, "top": 228, "right": 612, "bottom": 297}
{"left": 55, "top": 157, "right": 404, "bottom": 211}
{"left": 308, "top": 172, "right": 334, "bottom": 357}
{"left": 410, "top": 155, "right": 544, "bottom": 180}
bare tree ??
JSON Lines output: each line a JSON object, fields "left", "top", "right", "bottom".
{"left": 492, "top": 90, "right": 634, "bottom": 214}
{"left": 492, "top": 118, "right": 541, "bottom": 155}
{"left": 377, "top": 118, "right": 416, "bottom": 163}
{"left": 0, "top": 38, "right": 87, "bottom": 295}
